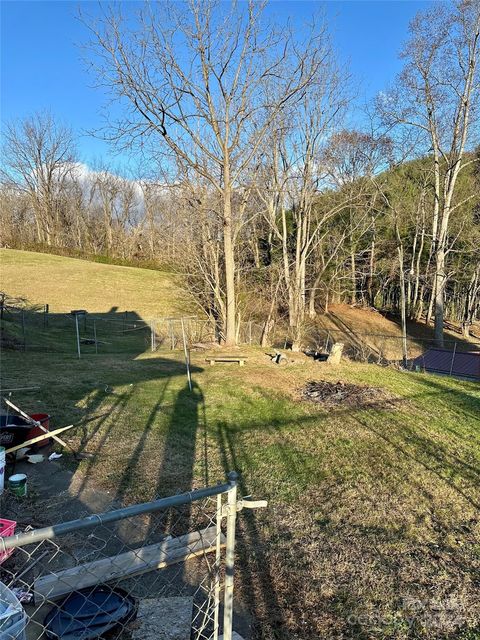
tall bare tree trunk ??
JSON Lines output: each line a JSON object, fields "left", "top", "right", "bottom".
{"left": 398, "top": 244, "right": 408, "bottom": 366}
{"left": 350, "top": 245, "right": 356, "bottom": 305}
{"left": 367, "top": 215, "right": 376, "bottom": 306}
{"left": 434, "top": 247, "right": 446, "bottom": 346}
{"left": 223, "top": 175, "right": 236, "bottom": 347}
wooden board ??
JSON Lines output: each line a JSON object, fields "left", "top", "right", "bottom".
{"left": 35, "top": 526, "right": 225, "bottom": 601}
{"left": 205, "top": 355, "right": 247, "bottom": 366}
{"left": 5, "top": 424, "right": 75, "bottom": 454}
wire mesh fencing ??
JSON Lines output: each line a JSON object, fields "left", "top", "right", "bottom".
{"left": 2, "top": 294, "right": 478, "bottom": 379}
{"left": 0, "top": 301, "right": 154, "bottom": 356}
{"left": 300, "top": 324, "right": 480, "bottom": 368}
{"left": 0, "top": 474, "right": 243, "bottom": 640}
{"left": 150, "top": 317, "right": 216, "bottom": 352}
{"left": 1, "top": 292, "right": 269, "bottom": 357}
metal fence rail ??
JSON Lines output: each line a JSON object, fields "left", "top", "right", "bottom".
{"left": 0, "top": 473, "right": 243, "bottom": 640}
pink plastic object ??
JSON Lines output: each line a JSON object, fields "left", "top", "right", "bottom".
{"left": 0, "top": 518, "right": 16, "bottom": 563}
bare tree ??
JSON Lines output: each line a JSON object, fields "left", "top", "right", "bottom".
{"left": 379, "top": 0, "right": 480, "bottom": 345}
{"left": 321, "top": 130, "right": 390, "bottom": 308}
{"left": 83, "top": 0, "right": 335, "bottom": 345}
{"left": 1, "top": 112, "right": 77, "bottom": 245}
{"left": 258, "top": 121, "right": 383, "bottom": 351}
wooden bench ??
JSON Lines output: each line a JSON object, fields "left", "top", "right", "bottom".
{"left": 205, "top": 354, "right": 248, "bottom": 366}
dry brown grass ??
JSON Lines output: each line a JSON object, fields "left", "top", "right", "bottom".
{"left": 310, "top": 303, "right": 480, "bottom": 361}
{"left": 0, "top": 249, "right": 186, "bottom": 317}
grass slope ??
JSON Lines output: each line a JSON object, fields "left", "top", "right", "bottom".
{"left": 1, "top": 251, "right": 479, "bottom": 638}
{"left": 312, "top": 303, "right": 480, "bottom": 360}
{"left": 0, "top": 249, "right": 185, "bottom": 318}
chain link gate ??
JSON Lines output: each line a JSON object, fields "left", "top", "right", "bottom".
{"left": 0, "top": 472, "right": 266, "bottom": 640}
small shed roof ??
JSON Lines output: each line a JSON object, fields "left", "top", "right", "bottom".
{"left": 410, "top": 348, "right": 480, "bottom": 380}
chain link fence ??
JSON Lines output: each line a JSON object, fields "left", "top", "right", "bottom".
{"left": 2, "top": 294, "right": 479, "bottom": 378}
{"left": 0, "top": 473, "right": 246, "bottom": 640}
{"left": 150, "top": 317, "right": 215, "bottom": 352}
{"left": 0, "top": 295, "right": 266, "bottom": 356}
{"left": 304, "top": 326, "right": 480, "bottom": 364}
{"left": 0, "top": 300, "right": 152, "bottom": 356}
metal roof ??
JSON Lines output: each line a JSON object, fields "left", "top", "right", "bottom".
{"left": 410, "top": 348, "right": 480, "bottom": 380}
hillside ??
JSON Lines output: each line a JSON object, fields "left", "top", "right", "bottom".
{"left": 311, "top": 304, "right": 480, "bottom": 360}
{"left": 3, "top": 250, "right": 479, "bottom": 359}
{"left": 0, "top": 249, "right": 187, "bottom": 319}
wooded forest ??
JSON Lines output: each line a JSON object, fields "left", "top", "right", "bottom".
{"left": 1, "top": 0, "right": 479, "bottom": 349}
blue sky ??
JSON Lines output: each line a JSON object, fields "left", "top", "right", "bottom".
{"left": 1, "top": 0, "right": 432, "bottom": 170}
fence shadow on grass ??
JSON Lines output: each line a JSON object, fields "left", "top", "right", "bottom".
{"left": 1, "top": 310, "right": 225, "bottom": 636}
{"left": 1, "top": 307, "right": 205, "bottom": 513}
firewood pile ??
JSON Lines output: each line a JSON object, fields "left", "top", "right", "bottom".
{"left": 301, "top": 380, "right": 397, "bottom": 408}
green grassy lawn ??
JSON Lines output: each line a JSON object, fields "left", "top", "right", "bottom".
{"left": 1, "top": 342, "right": 479, "bottom": 639}
{"left": 1, "top": 251, "right": 479, "bottom": 638}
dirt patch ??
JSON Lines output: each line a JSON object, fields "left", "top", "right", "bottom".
{"left": 301, "top": 379, "right": 398, "bottom": 409}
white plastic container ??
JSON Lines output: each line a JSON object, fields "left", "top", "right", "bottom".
{"left": 0, "top": 448, "right": 5, "bottom": 495}
{"left": 0, "top": 581, "right": 27, "bottom": 640}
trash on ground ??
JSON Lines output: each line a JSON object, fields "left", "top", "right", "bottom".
{"left": 0, "top": 581, "right": 28, "bottom": 639}
{"left": 269, "top": 351, "right": 288, "bottom": 365}
{"left": 304, "top": 349, "right": 329, "bottom": 362}
{"left": 8, "top": 473, "right": 27, "bottom": 497}
{"left": 0, "top": 417, "right": 32, "bottom": 451}
{"left": 0, "top": 447, "right": 4, "bottom": 495}
{"left": 1, "top": 399, "right": 50, "bottom": 451}
{"left": 10, "top": 588, "right": 33, "bottom": 605}
{"left": 43, "top": 586, "right": 138, "bottom": 640}
{"left": 304, "top": 342, "right": 344, "bottom": 365}
{"left": 27, "top": 454, "right": 45, "bottom": 464}
{"left": 48, "top": 452, "right": 63, "bottom": 461}
{"left": 14, "top": 448, "right": 30, "bottom": 461}
{"left": 301, "top": 380, "right": 397, "bottom": 408}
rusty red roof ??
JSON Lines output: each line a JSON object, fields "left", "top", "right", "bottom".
{"left": 410, "top": 348, "right": 480, "bottom": 380}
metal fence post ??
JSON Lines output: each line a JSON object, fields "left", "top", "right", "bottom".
{"left": 150, "top": 320, "right": 157, "bottom": 352}
{"left": 75, "top": 313, "right": 81, "bottom": 359}
{"left": 213, "top": 491, "right": 222, "bottom": 640}
{"left": 449, "top": 341, "right": 457, "bottom": 376}
{"left": 223, "top": 471, "right": 238, "bottom": 640}
{"left": 21, "top": 309, "right": 26, "bottom": 351}
{"left": 93, "top": 319, "right": 98, "bottom": 355}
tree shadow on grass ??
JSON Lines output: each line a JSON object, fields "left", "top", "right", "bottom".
{"left": 352, "top": 408, "right": 479, "bottom": 510}
{"left": 403, "top": 372, "right": 480, "bottom": 420}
